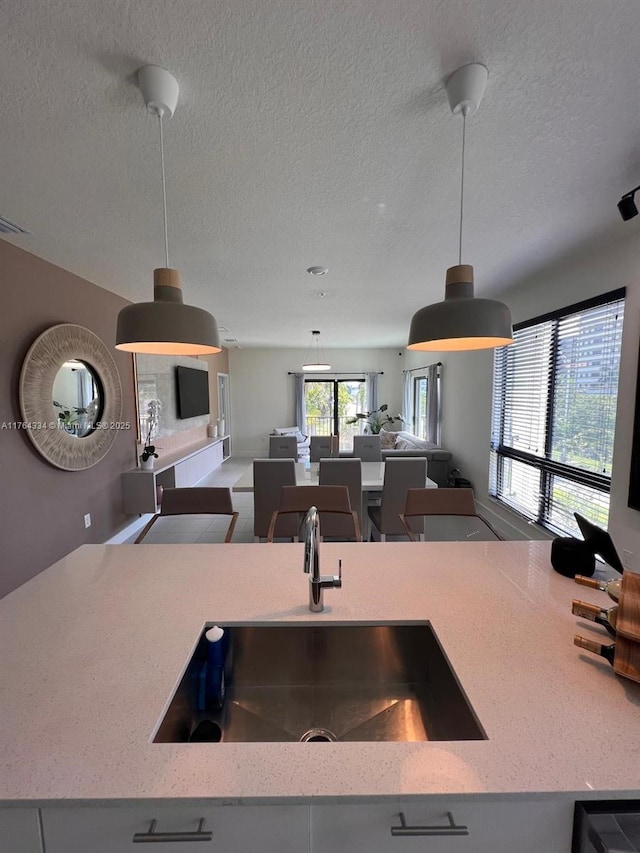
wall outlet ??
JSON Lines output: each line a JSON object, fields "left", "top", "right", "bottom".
{"left": 84, "top": 513, "right": 92, "bottom": 529}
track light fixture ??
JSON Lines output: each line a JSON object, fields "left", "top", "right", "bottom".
{"left": 618, "top": 185, "right": 640, "bottom": 221}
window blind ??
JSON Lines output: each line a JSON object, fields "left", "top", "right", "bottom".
{"left": 490, "top": 290, "right": 625, "bottom": 536}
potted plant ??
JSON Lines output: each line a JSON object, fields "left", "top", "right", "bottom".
{"left": 140, "top": 399, "right": 161, "bottom": 470}
{"left": 140, "top": 443, "right": 158, "bottom": 470}
{"left": 346, "top": 404, "right": 405, "bottom": 435}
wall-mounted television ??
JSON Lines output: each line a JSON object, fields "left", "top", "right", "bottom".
{"left": 175, "top": 366, "right": 210, "bottom": 419}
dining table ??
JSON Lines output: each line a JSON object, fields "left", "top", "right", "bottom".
{"left": 232, "top": 461, "right": 438, "bottom": 493}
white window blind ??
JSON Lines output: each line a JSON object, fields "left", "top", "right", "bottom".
{"left": 490, "top": 290, "right": 625, "bottom": 536}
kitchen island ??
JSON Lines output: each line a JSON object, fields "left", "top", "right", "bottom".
{"left": 0, "top": 541, "right": 638, "bottom": 851}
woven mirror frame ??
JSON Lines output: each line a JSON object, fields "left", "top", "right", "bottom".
{"left": 19, "top": 324, "right": 123, "bottom": 471}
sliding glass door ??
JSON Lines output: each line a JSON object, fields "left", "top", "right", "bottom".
{"left": 305, "top": 379, "right": 366, "bottom": 452}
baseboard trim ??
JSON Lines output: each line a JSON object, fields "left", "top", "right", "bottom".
{"left": 105, "top": 514, "right": 154, "bottom": 544}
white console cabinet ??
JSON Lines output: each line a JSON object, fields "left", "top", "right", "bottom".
{"left": 41, "top": 804, "right": 309, "bottom": 853}
{"left": 0, "top": 809, "right": 42, "bottom": 853}
{"left": 121, "top": 437, "right": 228, "bottom": 514}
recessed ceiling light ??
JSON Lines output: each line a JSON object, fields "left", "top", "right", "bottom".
{"left": 306, "top": 266, "right": 328, "bottom": 276}
{"left": 317, "top": 291, "right": 327, "bottom": 298}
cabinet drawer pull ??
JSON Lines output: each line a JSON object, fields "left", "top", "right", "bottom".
{"left": 390, "top": 811, "right": 469, "bottom": 837}
{"left": 132, "top": 818, "right": 213, "bottom": 843}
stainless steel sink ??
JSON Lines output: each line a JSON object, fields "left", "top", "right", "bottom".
{"left": 154, "top": 623, "right": 486, "bottom": 743}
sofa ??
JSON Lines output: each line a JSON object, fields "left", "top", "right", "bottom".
{"left": 379, "top": 429, "right": 452, "bottom": 487}
{"left": 269, "top": 426, "right": 451, "bottom": 485}
{"left": 270, "top": 426, "right": 310, "bottom": 458}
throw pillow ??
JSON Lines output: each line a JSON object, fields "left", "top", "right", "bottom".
{"left": 273, "top": 426, "right": 306, "bottom": 443}
{"left": 395, "top": 437, "right": 414, "bottom": 450}
{"left": 379, "top": 429, "right": 397, "bottom": 450}
{"left": 410, "top": 437, "right": 438, "bottom": 450}
{"left": 395, "top": 431, "right": 438, "bottom": 449}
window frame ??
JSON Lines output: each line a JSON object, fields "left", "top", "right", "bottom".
{"left": 490, "top": 288, "right": 625, "bottom": 534}
{"left": 412, "top": 370, "right": 441, "bottom": 440}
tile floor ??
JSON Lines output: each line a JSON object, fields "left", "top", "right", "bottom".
{"left": 134, "top": 458, "right": 257, "bottom": 544}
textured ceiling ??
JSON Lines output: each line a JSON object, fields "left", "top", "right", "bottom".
{"left": 2, "top": 0, "right": 640, "bottom": 348}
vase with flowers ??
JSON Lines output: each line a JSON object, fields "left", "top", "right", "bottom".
{"left": 140, "top": 399, "right": 161, "bottom": 470}
{"left": 346, "top": 403, "right": 405, "bottom": 435}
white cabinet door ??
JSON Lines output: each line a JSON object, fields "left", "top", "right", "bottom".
{"left": 173, "top": 444, "right": 224, "bottom": 488}
{"left": 192, "top": 445, "right": 219, "bottom": 483}
{"left": 42, "top": 804, "right": 309, "bottom": 853}
{"left": 0, "top": 809, "right": 43, "bottom": 853}
{"left": 173, "top": 457, "right": 193, "bottom": 487}
{"left": 211, "top": 441, "right": 224, "bottom": 471}
{"left": 311, "top": 798, "right": 573, "bottom": 853}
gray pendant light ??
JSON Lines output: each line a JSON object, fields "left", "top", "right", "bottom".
{"left": 408, "top": 64, "right": 513, "bottom": 352}
{"left": 116, "top": 65, "right": 221, "bottom": 355}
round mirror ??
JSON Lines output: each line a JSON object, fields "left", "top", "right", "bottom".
{"left": 52, "top": 360, "right": 104, "bottom": 438}
{"left": 19, "top": 324, "right": 123, "bottom": 471}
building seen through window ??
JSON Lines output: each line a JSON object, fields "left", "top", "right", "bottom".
{"left": 490, "top": 289, "right": 625, "bottom": 536}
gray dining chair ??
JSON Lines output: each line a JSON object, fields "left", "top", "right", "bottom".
{"left": 318, "top": 457, "right": 363, "bottom": 538}
{"left": 399, "top": 488, "right": 502, "bottom": 541}
{"left": 269, "top": 435, "right": 298, "bottom": 459}
{"left": 253, "top": 459, "right": 298, "bottom": 541}
{"left": 368, "top": 457, "right": 427, "bottom": 541}
{"left": 309, "top": 435, "right": 338, "bottom": 463}
{"left": 353, "top": 434, "right": 382, "bottom": 462}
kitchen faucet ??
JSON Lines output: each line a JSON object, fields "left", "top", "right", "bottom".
{"left": 303, "top": 506, "right": 342, "bottom": 612}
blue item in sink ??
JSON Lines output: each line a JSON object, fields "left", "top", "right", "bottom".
{"left": 205, "top": 626, "right": 226, "bottom": 709}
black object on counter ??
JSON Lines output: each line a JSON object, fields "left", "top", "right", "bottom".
{"left": 574, "top": 512, "right": 624, "bottom": 573}
{"left": 551, "top": 536, "right": 596, "bottom": 578}
{"left": 189, "top": 720, "right": 222, "bottom": 742}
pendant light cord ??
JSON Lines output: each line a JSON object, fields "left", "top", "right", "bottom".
{"left": 458, "top": 110, "right": 467, "bottom": 266}
{"left": 158, "top": 113, "right": 170, "bottom": 268}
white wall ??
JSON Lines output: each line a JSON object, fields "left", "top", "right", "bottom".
{"left": 424, "top": 230, "right": 640, "bottom": 556}
{"left": 228, "top": 347, "right": 405, "bottom": 456}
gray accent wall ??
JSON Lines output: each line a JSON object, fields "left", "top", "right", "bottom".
{"left": 0, "top": 241, "right": 137, "bottom": 598}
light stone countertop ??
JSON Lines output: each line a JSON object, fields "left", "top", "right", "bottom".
{"left": 0, "top": 541, "right": 638, "bottom": 804}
